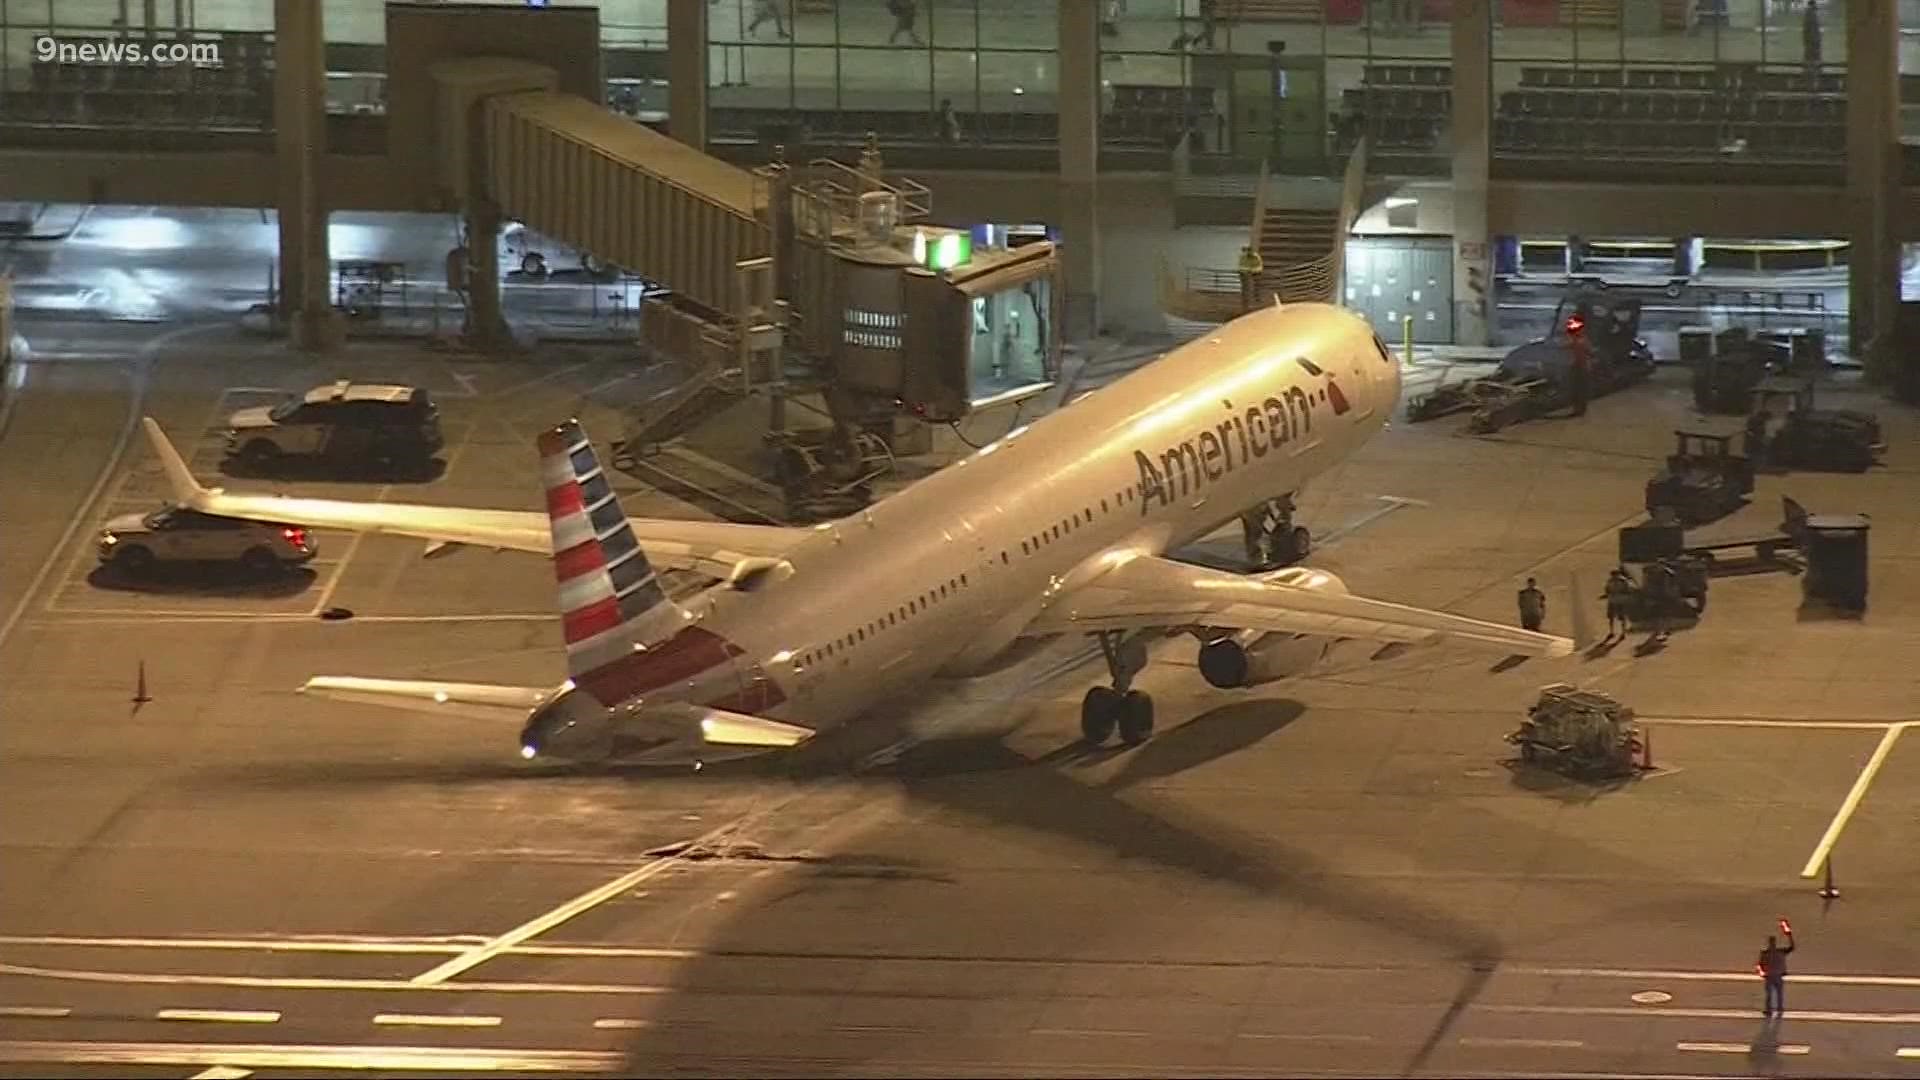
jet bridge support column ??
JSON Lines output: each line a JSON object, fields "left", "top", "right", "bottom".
{"left": 1058, "top": 0, "right": 1100, "bottom": 341}
{"left": 463, "top": 195, "right": 513, "bottom": 353}
{"left": 668, "top": 0, "right": 709, "bottom": 151}
{"left": 1846, "top": 0, "right": 1899, "bottom": 368}
{"left": 273, "top": 0, "right": 340, "bottom": 351}
{"left": 1449, "top": 0, "right": 1493, "bottom": 348}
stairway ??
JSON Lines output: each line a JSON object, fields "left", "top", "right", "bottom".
{"left": 617, "top": 367, "right": 747, "bottom": 458}
{"left": 1256, "top": 208, "right": 1341, "bottom": 303}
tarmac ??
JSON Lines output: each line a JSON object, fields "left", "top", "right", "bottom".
{"left": 2, "top": 322, "right": 1920, "bottom": 1078}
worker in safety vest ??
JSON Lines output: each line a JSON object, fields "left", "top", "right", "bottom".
{"left": 1237, "top": 245, "right": 1265, "bottom": 313}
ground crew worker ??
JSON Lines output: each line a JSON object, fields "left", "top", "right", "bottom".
{"left": 1758, "top": 919, "right": 1795, "bottom": 1017}
{"left": 1602, "top": 567, "right": 1635, "bottom": 642}
{"left": 1567, "top": 334, "right": 1592, "bottom": 417}
{"left": 1517, "top": 577, "right": 1546, "bottom": 632}
{"left": 1643, "top": 560, "right": 1673, "bottom": 643}
{"left": 1237, "top": 245, "right": 1265, "bottom": 312}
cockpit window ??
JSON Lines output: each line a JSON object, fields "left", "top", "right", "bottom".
{"left": 1372, "top": 334, "right": 1393, "bottom": 365}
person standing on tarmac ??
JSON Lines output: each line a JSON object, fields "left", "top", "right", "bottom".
{"left": 1602, "top": 567, "right": 1635, "bottom": 642}
{"left": 1758, "top": 919, "right": 1796, "bottom": 1018}
{"left": 1517, "top": 577, "right": 1546, "bottom": 632}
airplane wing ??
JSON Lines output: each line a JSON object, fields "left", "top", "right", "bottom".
{"left": 299, "top": 676, "right": 555, "bottom": 723}
{"left": 141, "top": 417, "right": 804, "bottom": 578}
{"left": 1026, "top": 555, "right": 1574, "bottom": 658}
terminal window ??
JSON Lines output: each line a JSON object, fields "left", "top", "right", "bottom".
{"left": 969, "top": 278, "right": 1051, "bottom": 399}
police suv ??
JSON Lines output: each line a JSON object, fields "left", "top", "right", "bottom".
{"left": 226, "top": 381, "right": 443, "bottom": 470}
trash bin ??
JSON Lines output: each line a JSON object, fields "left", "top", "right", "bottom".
{"left": 1802, "top": 514, "right": 1868, "bottom": 611}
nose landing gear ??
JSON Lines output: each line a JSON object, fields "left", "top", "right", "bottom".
{"left": 1081, "top": 630, "right": 1155, "bottom": 747}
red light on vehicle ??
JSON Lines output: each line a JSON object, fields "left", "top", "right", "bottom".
{"left": 282, "top": 526, "right": 309, "bottom": 548}
{"left": 1565, "top": 314, "right": 1586, "bottom": 336}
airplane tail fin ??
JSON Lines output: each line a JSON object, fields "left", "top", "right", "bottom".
{"left": 142, "top": 417, "right": 211, "bottom": 507}
{"left": 1568, "top": 569, "right": 1595, "bottom": 651}
{"left": 537, "top": 419, "right": 694, "bottom": 695}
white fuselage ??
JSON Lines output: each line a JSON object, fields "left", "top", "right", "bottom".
{"left": 632, "top": 303, "right": 1399, "bottom": 740}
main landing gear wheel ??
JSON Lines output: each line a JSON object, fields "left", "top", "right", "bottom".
{"left": 1285, "top": 525, "right": 1311, "bottom": 563}
{"left": 1116, "top": 690, "right": 1155, "bottom": 745}
{"left": 1081, "top": 686, "right": 1120, "bottom": 745}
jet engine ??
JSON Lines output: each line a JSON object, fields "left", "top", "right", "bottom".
{"left": 1195, "top": 568, "right": 1347, "bottom": 689}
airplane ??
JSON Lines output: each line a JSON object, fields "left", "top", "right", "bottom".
{"left": 139, "top": 302, "right": 1573, "bottom": 765}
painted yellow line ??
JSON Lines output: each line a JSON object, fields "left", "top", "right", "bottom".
{"left": 0, "top": 1040, "right": 620, "bottom": 1072}
{"left": 1677, "top": 1041, "right": 1808, "bottom": 1055}
{"left": 0, "top": 1007, "right": 69, "bottom": 1018}
{"left": 373, "top": 1013, "right": 503, "bottom": 1028}
{"left": 1898, "top": 1047, "right": 1920, "bottom": 1058}
{"left": 155, "top": 1009, "right": 280, "bottom": 1024}
{"left": 1802, "top": 723, "right": 1912, "bottom": 878}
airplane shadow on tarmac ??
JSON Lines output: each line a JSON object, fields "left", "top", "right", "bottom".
{"left": 87, "top": 563, "right": 317, "bottom": 599}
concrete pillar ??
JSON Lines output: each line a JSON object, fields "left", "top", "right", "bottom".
{"left": 1057, "top": 0, "right": 1100, "bottom": 341}
{"left": 667, "top": 0, "right": 708, "bottom": 152}
{"left": 1845, "top": 0, "right": 1898, "bottom": 366}
{"left": 272, "top": 0, "right": 339, "bottom": 350}
{"left": 1448, "top": 0, "right": 1492, "bottom": 347}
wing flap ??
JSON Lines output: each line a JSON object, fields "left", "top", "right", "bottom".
{"left": 1028, "top": 555, "right": 1573, "bottom": 658}
{"left": 298, "top": 676, "right": 554, "bottom": 722}
{"left": 642, "top": 702, "right": 815, "bottom": 748}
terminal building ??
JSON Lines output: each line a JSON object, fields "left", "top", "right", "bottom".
{"left": 2, "top": 0, "right": 1917, "bottom": 389}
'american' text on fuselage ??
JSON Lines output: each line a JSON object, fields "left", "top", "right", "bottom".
{"left": 1135, "top": 388, "right": 1324, "bottom": 513}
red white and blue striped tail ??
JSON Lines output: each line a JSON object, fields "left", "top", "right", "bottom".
{"left": 538, "top": 419, "right": 692, "bottom": 693}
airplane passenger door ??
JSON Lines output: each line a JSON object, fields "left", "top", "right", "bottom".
{"left": 1343, "top": 345, "right": 1374, "bottom": 420}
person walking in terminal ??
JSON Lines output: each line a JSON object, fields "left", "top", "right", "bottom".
{"left": 747, "top": 0, "right": 790, "bottom": 39}
{"left": 1517, "top": 577, "right": 1546, "bottom": 632}
{"left": 1758, "top": 919, "right": 1796, "bottom": 1018}
{"left": 887, "top": 0, "right": 924, "bottom": 45}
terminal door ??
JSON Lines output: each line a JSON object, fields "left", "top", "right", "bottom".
{"left": 1226, "top": 56, "right": 1326, "bottom": 167}
{"left": 1344, "top": 237, "right": 1453, "bottom": 346}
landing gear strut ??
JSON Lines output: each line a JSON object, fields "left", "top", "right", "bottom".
{"left": 1082, "top": 630, "right": 1155, "bottom": 747}
{"left": 1243, "top": 492, "right": 1310, "bottom": 570}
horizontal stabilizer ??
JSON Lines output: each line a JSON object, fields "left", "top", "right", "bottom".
{"left": 299, "top": 676, "right": 554, "bottom": 722}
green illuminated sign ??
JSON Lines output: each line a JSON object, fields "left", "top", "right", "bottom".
{"left": 915, "top": 230, "right": 972, "bottom": 271}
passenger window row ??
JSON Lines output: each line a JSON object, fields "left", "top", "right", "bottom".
{"left": 796, "top": 572, "right": 971, "bottom": 668}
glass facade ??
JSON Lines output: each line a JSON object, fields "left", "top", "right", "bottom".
{"left": 2, "top": 0, "right": 1914, "bottom": 175}
{"left": 969, "top": 274, "right": 1052, "bottom": 398}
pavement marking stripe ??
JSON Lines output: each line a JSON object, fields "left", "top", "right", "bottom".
{"left": 0, "top": 957, "right": 671, "bottom": 996}
{"left": 1031, "top": 1028, "right": 1150, "bottom": 1038}
{"left": 1677, "top": 1041, "right": 1809, "bottom": 1055}
{"left": 1479, "top": 1003, "right": 1920, "bottom": 1025}
{"left": 1238, "top": 1033, "right": 1375, "bottom": 1043}
{"left": 1802, "top": 722, "right": 1912, "bottom": 877}
{"left": 591, "top": 1018, "right": 649, "bottom": 1030}
{"left": 1899, "top": 1048, "right": 1920, "bottom": 1058}
{"left": 155, "top": 1009, "right": 280, "bottom": 1024}
{"left": 410, "top": 817, "right": 753, "bottom": 986}
{"left": 0, "top": 1039, "right": 620, "bottom": 1072}
{"left": 1509, "top": 964, "right": 1920, "bottom": 989}
{"left": 373, "top": 1013, "right": 503, "bottom": 1028}
{"left": 189, "top": 1067, "right": 254, "bottom": 1080}
{"left": 0, "top": 1007, "right": 70, "bottom": 1018}
{"left": 1459, "top": 1037, "right": 1586, "bottom": 1049}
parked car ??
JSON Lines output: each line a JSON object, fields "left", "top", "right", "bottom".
{"left": 98, "top": 505, "right": 316, "bottom": 575}
{"left": 225, "top": 381, "right": 443, "bottom": 470}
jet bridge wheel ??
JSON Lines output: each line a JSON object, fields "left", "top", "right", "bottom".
{"left": 1081, "top": 686, "right": 1120, "bottom": 745}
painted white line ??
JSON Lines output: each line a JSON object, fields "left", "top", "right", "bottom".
{"left": 0, "top": 934, "right": 479, "bottom": 954}
{"left": 305, "top": 528, "right": 369, "bottom": 618}
{"left": 155, "top": 1009, "right": 280, "bottom": 1024}
{"left": 1802, "top": 722, "right": 1913, "bottom": 878}
{"left": 189, "top": 1067, "right": 254, "bottom": 1080}
{"left": 1238, "top": 1032, "right": 1375, "bottom": 1043}
{"left": 1031, "top": 1027, "right": 1150, "bottom": 1038}
{"left": 1460, "top": 1037, "right": 1586, "bottom": 1049}
{"left": 1480, "top": 1003, "right": 1920, "bottom": 1024}
{"left": 1898, "top": 1047, "right": 1920, "bottom": 1058}
{"left": 0, "top": 1006, "right": 70, "bottom": 1018}
{"left": 410, "top": 818, "right": 749, "bottom": 986}
{"left": 0, "top": 957, "right": 671, "bottom": 996}
{"left": 373, "top": 1013, "right": 502, "bottom": 1028}
{"left": 1677, "top": 1041, "right": 1808, "bottom": 1055}
{"left": 1508, "top": 964, "right": 1920, "bottom": 989}
{"left": 1642, "top": 716, "right": 1901, "bottom": 732}
{"left": 591, "top": 1018, "right": 649, "bottom": 1030}
{"left": 0, "top": 1040, "right": 621, "bottom": 1072}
